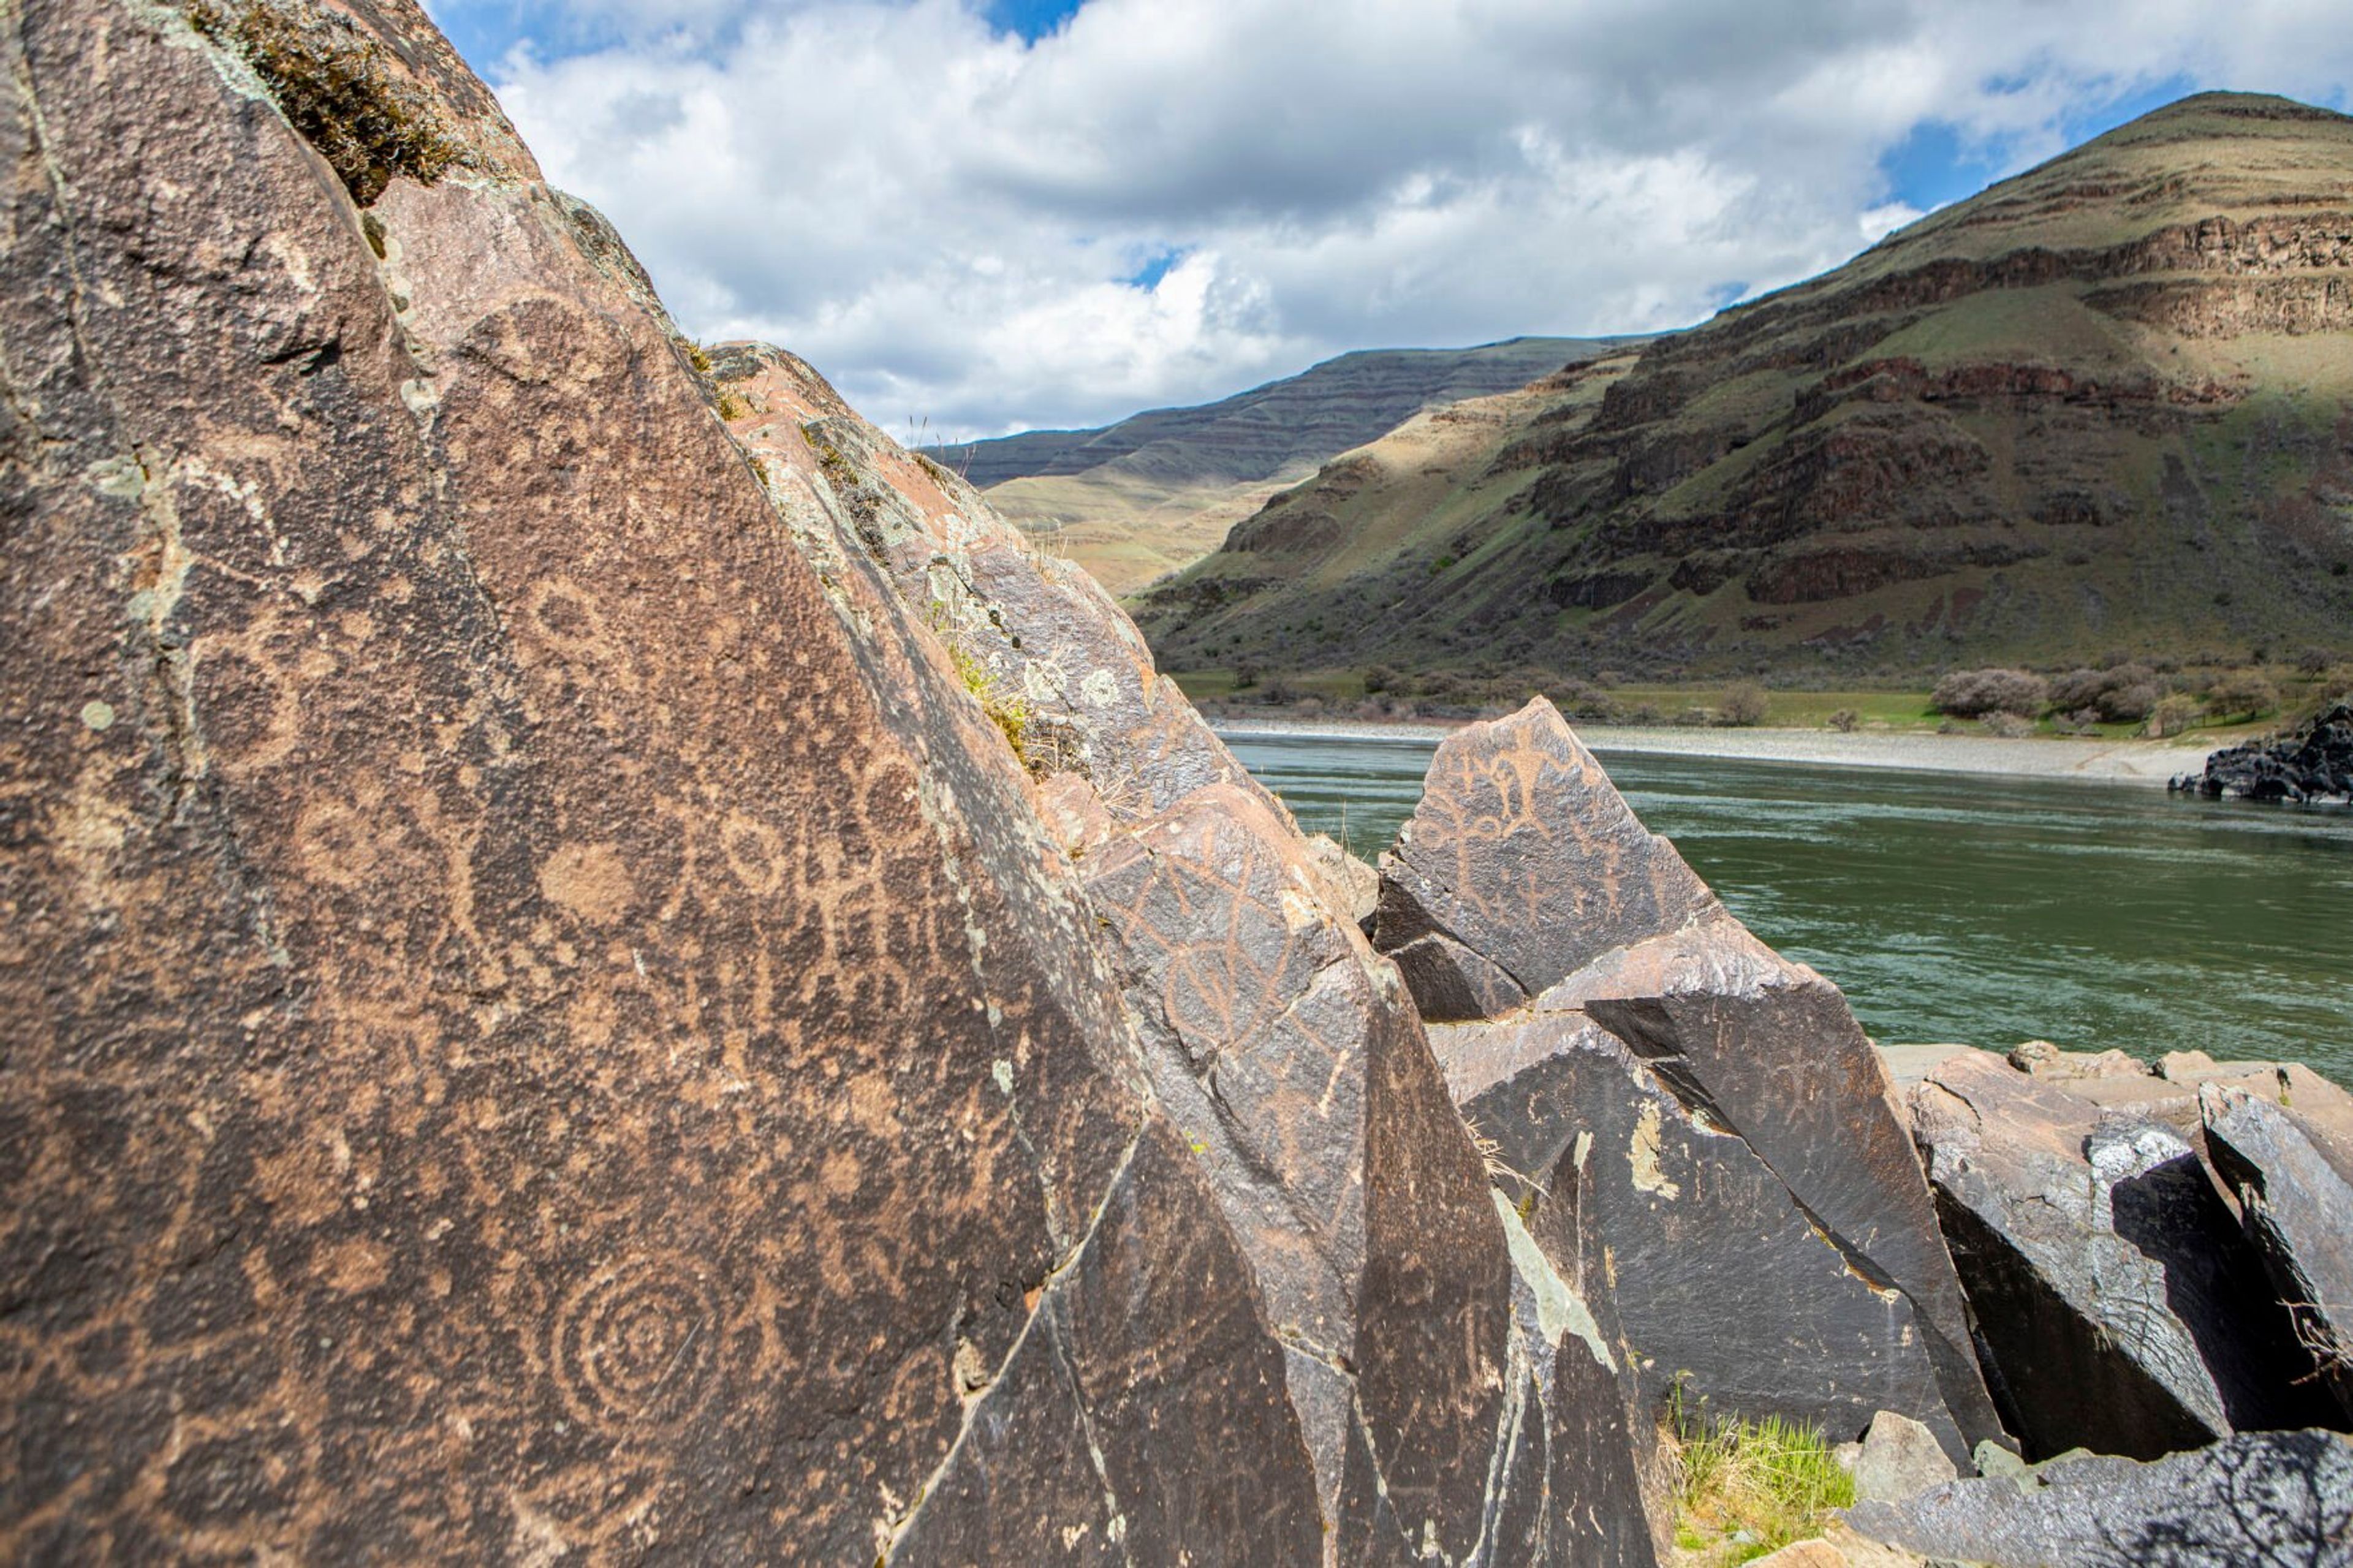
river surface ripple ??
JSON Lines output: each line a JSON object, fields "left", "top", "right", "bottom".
{"left": 1221, "top": 730, "right": 2353, "bottom": 1080}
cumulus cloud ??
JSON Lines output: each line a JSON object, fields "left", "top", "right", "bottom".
{"left": 449, "top": 0, "right": 2353, "bottom": 438}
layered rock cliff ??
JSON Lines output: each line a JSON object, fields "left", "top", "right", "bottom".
{"left": 1136, "top": 93, "right": 2353, "bottom": 678}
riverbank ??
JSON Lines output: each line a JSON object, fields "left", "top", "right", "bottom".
{"left": 1213, "top": 718, "right": 2222, "bottom": 784}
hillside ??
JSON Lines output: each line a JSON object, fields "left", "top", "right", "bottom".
{"left": 937, "top": 336, "right": 1642, "bottom": 591}
{"left": 1135, "top": 93, "right": 2353, "bottom": 681}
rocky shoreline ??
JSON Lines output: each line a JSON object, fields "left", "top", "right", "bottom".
{"left": 1222, "top": 718, "right": 2223, "bottom": 785}
{"left": 2175, "top": 702, "right": 2353, "bottom": 805}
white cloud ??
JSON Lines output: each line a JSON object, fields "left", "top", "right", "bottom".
{"left": 478, "top": 0, "right": 2353, "bottom": 439}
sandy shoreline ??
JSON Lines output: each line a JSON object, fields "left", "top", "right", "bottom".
{"left": 1211, "top": 718, "right": 2225, "bottom": 785}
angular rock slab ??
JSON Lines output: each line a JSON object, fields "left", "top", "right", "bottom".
{"left": 2205, "top": 1085, "right": 2353, "bottom": 1426}
{"left": 1437, "top": 1007, "right": 1965, "bottom": 1459}
{"left": 1913, "top": 1050, "right": 2334, "bottom": 1459}
{"left": 1555, "top": 922, "right": 2006, "bottom": 1460}
{"left": 1845, "top": 1429, "right": 2353, "bottom": 1567}
{"left": 1077, "top": 782, "right": 1661, "bottom": 1562}
{"left": 1374, "top": 696, "right": 1716, "bottom": 1020}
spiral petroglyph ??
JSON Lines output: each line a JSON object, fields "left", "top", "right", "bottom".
{"left": 551, "top": 1254, "right": 721, "bottom": 1433}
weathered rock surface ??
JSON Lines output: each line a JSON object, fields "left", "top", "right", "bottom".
{"left": 1441, "top": 1003, "right": 1965, "bottom": 1458}
{"left": 1396, "top": 708, "right": 2003, "bottom": 1464}
{"left": 1853, "top": 1412, "right": 1960, "bottom": 1504}
{"left": 2205, "top": 1086, "right": 2353, "bottom": 1426}
{"left": 1846, "top": 1428, "right": 2353, "bottom": 1567}
{"left": 0, "top": 1, "right": 1661, "bottom": 1561}
{"left": 712, "top": 228, "right": 1666, "bottom": 1562}
{"left": 1911, "top": 1050, "right": 2335, "bottom": 1459}
{"left": 1373, "top": 699, "right": 1717, "bottom": 1018}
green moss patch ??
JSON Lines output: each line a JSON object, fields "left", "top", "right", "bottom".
{"left": 189, "top": 1, "right": 463, "bottom": 206}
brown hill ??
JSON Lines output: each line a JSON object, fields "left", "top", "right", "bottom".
{"left": 1135, "top": 93, "right": 2353, "bottom": 680}
{"left": 940, "top": 336, "right": 1640, "bottom": 592}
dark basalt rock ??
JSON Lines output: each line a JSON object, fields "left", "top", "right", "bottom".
{"left": 1382, "top": 706, "right": 2004, "bottom": 1463}
{"left": 1911, "top": 1051, "right": 2335, "bottom": 1460}
{"left": 2177, "top": 701, "right": 2353, "bottom": 805}
{"left": 2204, "top": 1086, "right": 2353, "bottom": 1426}
{"left": 1373, "top": 697, "right": 1718, "bottom": 1019}
{"left": 1844, "top": 1428, "right": 2353, "bottom": 1567}
{"left": 1438, "top": 1006, "right": 1968, "bottom": 1459}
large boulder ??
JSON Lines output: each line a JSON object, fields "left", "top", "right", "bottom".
{"left": 710, "top": 310, "right": 1668, "bottom": 1563}
{"left": 1381, "top": 702, "right": 2001, "bottom": 1461}
{"left": 1911, "top": 1049, "right": 2335, "bottom": 1459}
{"left": 1846, "top": 1429, "right": 2353, "bottom": 1566}
{"left": 1372, "top": 699, "right": 1716, "bottom": 1020}
{"left": 0, "top": 2, "right": 1646, "bottom": 1561}
{"left": 1438, "top": 1001, "right": 1967, "bottom": 1458}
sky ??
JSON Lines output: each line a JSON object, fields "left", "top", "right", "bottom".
{"left": 419, "top": 1, "right": 2353, "bottom": 441}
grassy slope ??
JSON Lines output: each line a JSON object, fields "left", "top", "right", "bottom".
{"left": 960, "top": 336, "right": 1642, "bottom": 591}
{"left": 1134, "top": 93, "right": 2353, "bottom": 684}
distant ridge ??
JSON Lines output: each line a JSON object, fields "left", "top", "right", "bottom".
{"left": 930, "top": 336, "right": 1647, "bottom": 593}
{"left": 938, "top": 336, "right": 1643, "bottom": 488}
{"left": 1135, "top": 92, "right": 2353, "bottom": 678}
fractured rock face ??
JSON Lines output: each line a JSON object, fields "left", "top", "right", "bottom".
{"left": 1439, "top": 1005, "right": 1963, "bottom": 1457}
{"left": 710, "top": 321, "right": 1668, "bottom": 1561}
{"left": 1373, "top": 698, "right": 1717, "bottom": 1020}
{"left": 2203, "top": 1085, "right": 2353, "bottom": 1426}
{"left": 1845, "top": 1428, "right": 2353, "bottom": 1567}
{"left": 1912, "top": 1050, "right": 2335, "bottom": 1460}
{"left": 1382, "top": 703, "right": 2000, "bottom": 1463}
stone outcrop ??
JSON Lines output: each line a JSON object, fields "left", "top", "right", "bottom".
{"left": 1391, "top": 700, "right": 2002, "bottom": 1463}
{"left": 708, "top": 340, "right": 1667, "bottom": 1567}
{"left": 1373, "top": 699, "right": 1717, "bottom": 1020}
{"left": 1911, "top": 1051, "right": 2335, "bottom": 1459}
{"left": 1845, "top": 1428, "right": 2353, "bottom": 1566}
{"left": 2204, "top": 1086, "right": 2353, "bottom": 1425}
{"left": 0, "top": 2, "right": 1661, "bottom": 1561}
{"left": 2178, "top": 700, "right": 2353, "bottom": 805}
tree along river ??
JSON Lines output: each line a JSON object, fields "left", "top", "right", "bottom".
{"left": 1222, "top": 729, "right": 2353, "bottom": 1081}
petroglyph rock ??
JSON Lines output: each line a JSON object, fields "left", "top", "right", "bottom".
{"left": 712, "top": 276, "right": 1668, "bottom": 1564}
{"left": 0, "top": 1, "right": 1319, "bottom": 1558}
{"left": 1373, "top": 696, "right": 1716, "bottom": 1019}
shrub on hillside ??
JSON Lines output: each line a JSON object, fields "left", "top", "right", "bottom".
{"left": 1980, "top": 712, "right": 2036, "bottom": 738}
{"left": 1360, "top": 663, "right": 1400, "bottom": 695}
{"left": 1931, "top": 668, "right": 2048, "bottom": 718}
{"left": 2205, "top": 670, "right": 2281, "bottom": 721}
{"left": 2051, "top": 663, "right": 2163, "bottom": 722}
{"left": 1720, "top": 683, "right": 1770, "bottom": 727}
{"left": 2149, "top": 693, "right": 2202, "bottom": 738}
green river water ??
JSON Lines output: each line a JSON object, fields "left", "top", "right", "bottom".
{"left": 1221, "top": 730, "right": 2353, "bottom": 1081}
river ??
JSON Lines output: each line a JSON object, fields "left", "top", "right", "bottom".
{"left": 1221, "top": 729, "right": 2353, "bottom": 1080}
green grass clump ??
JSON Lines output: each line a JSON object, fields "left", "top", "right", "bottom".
{"left": 955, "top": 646, "right": 1032, "bottom": 763}
{"left": 1670, "top": 1407, "right": 1855, "bottom": 1565}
